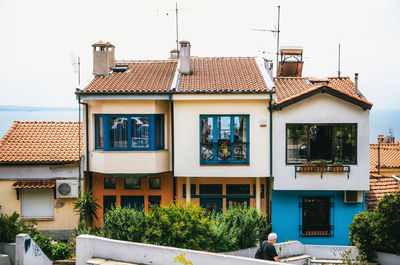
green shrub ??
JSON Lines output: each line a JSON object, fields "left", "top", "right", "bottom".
{"left": 32, "top": 234, "right": 73, "bottom": 261}
{"left": 145, "top": 202, "right": 216, "bottom": 251}
{"left": 103, "top": 206, "right": 146, "bottom": 242}
{"left": 0, "top": 212, "right": 38, "bottom": 243}
{"left": 349, "top": 191, "right": 400, "bottom": 261}
{"left": 212, "top": 205, "right": 269, "bottom": 252}
{"left": 73, "top": 189, "right": 100, "bottom": 225}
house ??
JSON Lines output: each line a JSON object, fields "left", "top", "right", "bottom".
{"left": 366, "top": 175, "right": 400, "bottom": 211}
{"left": 0, "top": 121, "right": 83, "bottom": 240}
{"left": 270, "top": 48, "right": 373, "bottom": 245}
{"left": 76, "top": 40, "right": 273, "bottom": 226}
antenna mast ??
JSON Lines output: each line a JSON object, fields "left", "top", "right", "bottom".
{"left": 276, "top": 5, "right": 281, "bottom": 77}
{"left": 338, "top": 44, "right": 341, "bottom": 78}
{"left": 175, "top": 2, "right": 179, "bottom": 54}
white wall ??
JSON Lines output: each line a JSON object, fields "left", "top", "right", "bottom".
{"left": 273, "top": 93, "right": 370, "bottom": 190}
{"left": 0, "top": 165, "right": 79, "bottom": 180}
{"left": 173, "top": 94, "right": 270, "bottom": 178}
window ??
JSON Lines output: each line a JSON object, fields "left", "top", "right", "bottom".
{"left": 125, "top": 176, "right": 141, "bottom": 189}
{"left": 199, "top": 184, "right": 222, "bottom": 194}
{"left": 149, "top": 177, "right": 161, "bottom": 189}
{"left": 226, "top": 184, "right": 250, "bottom": 195}
{"left": 103, "top": 196, "right": 116, "bottom": 217}
{"left": 95, "top": 114, "right": 164, "bottom": 151}
{"left": 200, "top": 115, "right": 249, "bottom": 164}
{"left": 104, "top": 177, "right": 116, "bottom": 189}
{"left": 227, "top": 198, "right": 249, "bottom": 209}
{"left": 149, "top": 196, "right": 161, "bottom": 207}
{"left": 300, "top": 196, "right": 333, "bottom": 236}
{"left": 21, "top": 189, "right": 53, "bottom": 218}
{"left": 286, "top": 124, "right": 357, "bottom": 164}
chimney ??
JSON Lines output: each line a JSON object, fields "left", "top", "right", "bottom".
{"left": 354, "top": 73, "right": 359, "bottom": 95}
{"left": 264, "top": 59, "right": 274, "bottom": 79}
{"left": 277, "top": 46, "right": 304, "bottom": 77}
{"left": 169, "top": 49, "right": 179, "bottom": 59}
{"left": 179, "top": 40, "right": 191, "bottom": 75}
{"left": 92, "top": 40, "right": 115, "bottom": 76}
{"left": 378, "top": 134, "right": 384, "bottom": 143}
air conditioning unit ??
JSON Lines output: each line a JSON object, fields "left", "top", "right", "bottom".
{"left": 344, "top": 191, "right": 363, "bottom": 203}
{"left": 56, "top": 180, "right": 79, "bottom": 198}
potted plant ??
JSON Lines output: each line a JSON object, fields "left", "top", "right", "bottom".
{"left": 331, "top": 161, "right": 344, "bottom": 172}
{"left": 300, "top": 161, "right": 314, "bottom": 172}
{"left": 220, "top": 141, "right": 229, "bottom": 154}
{"left": 315, "top": 160, "right": 328, "bottom": 172}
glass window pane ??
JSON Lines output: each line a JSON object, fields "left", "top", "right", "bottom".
{"left": 234, "top": 116, "right": 247, "bottom": 142}
{"left": 287, "top": 124, "right": 308, "bottom": 163}
{"left": 310, "top": 125, "right": 333, "bottom": 161}
{"left": 226, "top": 184, "right": 250, "bottom": 194}
{"left": 155, "top": 116, "right": 164, "bottom": 149}
{"left": 149, "top": 177, "right": 161, "bottom": 189}
{"left": 201, "top": 117, "right": 213, "bottom": 143}
{"left": 131, "top": 117, "right": 149, "bottom": 148}
{"left": 125, "top": 176, "right": 141, "bottom": 189}
{"left": 110, "top": 117, "right": 128, "bottom": 148}
{"left": 96, "top": 116, "right": 104, "bottom": 148}
{"left": 218, "top": 116, "right": 231, "bottom": 140}
{"left": 302, "top": 197, "right": 331, "bottom": 236}
{"left": 334, "top": 124, "right": 356, "bottom": 164}
{"left": 199, "top": 184, "right": 223, "bottom": 195}
{"left": 149, "top": 196, "right": 161, "bottom": 207}
{"left": 104, "top": 177, "right": 115, "bottom": 189}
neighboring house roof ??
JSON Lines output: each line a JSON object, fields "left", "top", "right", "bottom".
{"left": 12, "top": 180, "right": 56, "bottom": 189}
{"left": 366, "top": 175, "right": 400, "bottom": 211}
{"left": 178, "top": 57, "right": 269, "bottom": 93}
{"left": 369, "top": 143, "right": 400, "bottom": 173}
{"left": 0, "top": 121, "right": 83, "bottom": 164}
{"left": 80, "top": 57, "right": 270, "bottom": 94}
{"left": 273, "top": 77, "right": 372, "bottom": 110}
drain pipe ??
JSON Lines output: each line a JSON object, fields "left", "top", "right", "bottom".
{"left": 170, "top": 94, "right": 176, "bottom": 200}
{"left": 267, "top": 92, "right": 275, "bottom": 222}
{"left": 78, "top": 93, "right": 91, "bottom": 190}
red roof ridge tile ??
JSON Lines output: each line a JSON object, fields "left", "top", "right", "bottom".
{"left": 0, "top": 121, "right": 20, "bottom": 149}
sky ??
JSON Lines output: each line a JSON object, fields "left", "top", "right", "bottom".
{"left": 0, "top": 0, "right": 399, "bottom": 110}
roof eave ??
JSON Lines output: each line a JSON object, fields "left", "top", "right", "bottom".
{"left": 0, "top": 161, "right": 80, "bottom": 166}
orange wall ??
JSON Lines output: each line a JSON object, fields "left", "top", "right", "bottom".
{"left": 175, "top": 177, "right": 268, "bottom": 214}
{"left": 92, "top": 172, "right": 174, "bottom": 227}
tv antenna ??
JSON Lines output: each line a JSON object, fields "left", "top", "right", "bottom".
{"left": 252, "top": 5, "right": 281, "bottom": 76}
{"left": 338, "top": 44, "right": 341, "bottom": 78}
{"left": 71, "top": 53, "right": 80, "bottom": 86}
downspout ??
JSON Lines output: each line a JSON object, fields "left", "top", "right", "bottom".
{"left": 78, "top": 94, "right": 90, "bottom": 189}
{"left": 170, "top": 94, "right": 176, "bottom": 201}
{"left": 267, "top": 92, "right": 274, "bottom": 223}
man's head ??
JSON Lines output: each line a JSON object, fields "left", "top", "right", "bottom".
{"left": 267, "top": 233, "right": 277, "bottom": 244}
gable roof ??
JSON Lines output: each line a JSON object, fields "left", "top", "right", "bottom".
{"left": 366, "top": 175, "right": 400, "bottom": 211}
{"left": 0, "top": 121, "right": 83, "bottom": 165}
{"left": 273, "top": 77, "right": 372, "bottom": 110}
{"left": 80, "top": 57, "right": 270, "bottom": 94}
{"left": 370, "top": 143, "right": 400, "bottom": 173}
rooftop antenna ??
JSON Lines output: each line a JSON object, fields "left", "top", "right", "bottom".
{"left": 338, "top": 44, "right": 341, "bottom": 78}
{"left": 252, "top": 5, "right": 281, "bottom": 76}
{"left": 71, "top": 53, "right": 81, "bottom": 86}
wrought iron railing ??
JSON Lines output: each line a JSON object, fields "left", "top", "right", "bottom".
{"left": 294, "top": 165, "right": 350, "bottom": 179}
{"left": 200, "top": 142, "right": 249, "bottom": 164}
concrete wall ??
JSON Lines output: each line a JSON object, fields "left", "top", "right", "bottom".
{"left": 0, "top": 180, "right": 79, "bottom": 232}
{"left": 0, "top": 242, "right": 16, "bottom": 265}
{"left": 15, "top": 234, "right": 51, "bottom": 265}
{"left": 85, "top": 100, "right": 171, "bottom": 174}
{"left": 0, "top": 165, "right": 79, "bottom": 180}
{"left": 173, "top": 95, "right": 270, "bottom": 178}
{"left": 273, "top": 93, "right": 370, "bottom": 191}
{"left": 76, "top": 235, "right": 287, "bottom": 265}
{"left": 271, "top": 190, "right": 365, "bottom": 245}
{"left": 376, "top": 252, "right": 400, "bottom": 265}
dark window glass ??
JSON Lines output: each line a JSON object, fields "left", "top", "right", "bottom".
{"left": 227, "top": 198, "right": 250, "bottom": 209}
{"left": 103, "top": 196, "right": 116, "bottom": 217}
{"left": 183, "top": 184, "right": 196, "bottom": 197}
{"left": 110, "top": 117, "right": 128, "bottom": 148}
{"left": 286, "top": 124, "right": 357, "bottom": 164}
{"left": 149, "top": 196, "right": 161, "bottom": 207}
{"left": 96, "top": 116, "right": 104, "bottom": 148}
{"left": 199, "top": 184, "right": 222, "bottom": 195}
{"left": 125, "top": 176, "right": 141, "bottom": 189}
{"left": 226, "top": 184, "right": 250, "bottom": 195}
{"left": 149, "top": 177, "right": 161, "bottom": 189}
{"left": 121, "top": 196, "right": 144, "bottom": 210}
{"left": 302, "top": 197, "right": 331, "bottom": 236}
{"left": 104, "top": 177, "right": 115, "bottom": 189}
{"left": 155, "top": 116, "right": 164, "bottom": 149}
{"left": 201, "top": 117, "right": 214, "bottom": 161}
{"left": 131, "top": 117, "right": 149, "bottom": 148}
{"left": 287, "top": 124, "right": 308, "bottom": 163}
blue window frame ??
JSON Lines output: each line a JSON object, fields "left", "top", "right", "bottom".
{"left": 95, "top": 114, "right": 164, "bottom": 151}
{"left": 200, "top": 115, "right": 249, "bottom": 165}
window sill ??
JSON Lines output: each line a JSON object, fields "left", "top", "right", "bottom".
{"left": 200, "top": 163, "right": 250, "bottom": 166}
{"left": 21, "top": 217, "right": 54, "bottom": 221}
{"left": 92, "top": 149, "right": 168, "bottom": 153}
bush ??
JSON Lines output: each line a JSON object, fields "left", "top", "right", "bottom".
{"left": 32, "top": 234, "right": 73, "bottom": 261}
{"left": 0, "top": 212, "right": 38, "bottom": 243}
{"left": 145, "top": 202, "right": 216, "bottom": 251}
{"left": 349, "top": 191, "right": 400, "bottom": 261}
{"left": 212, "top": 205, "right": 269, "bottom": 252}
{"left": 103, "top": 206, "right": 146, "bottom": 242}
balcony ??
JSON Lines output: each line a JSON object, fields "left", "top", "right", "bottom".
{"left": 200, "top": 142, "right": 249, "bottom": 165}
{"left": 295, "top": 165, "right": 350, "bottom": 179}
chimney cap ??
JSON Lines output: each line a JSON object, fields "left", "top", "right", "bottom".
{"left": 170, "top": 49, "right": 179, "bottom": 53}
{"left": 92, "top": 40, "right": 115, "bottom": 48}
{"left": 179, "top": 40, "right": 191, "bottom": 45}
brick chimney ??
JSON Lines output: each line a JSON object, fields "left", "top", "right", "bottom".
{"left": 354, "top": 73, "right": 359, "bottom": 95}
{"left": 378, "top": 134, "right": 384, "bottom": 143}
{"left": 179, "top": 40, "right": 191, "bottom": 75}
{"left": 169, "top": 49, "right": 179, "bottom": 59}
{"left": 92, "top": 41, "right": 115, "bottom": 76}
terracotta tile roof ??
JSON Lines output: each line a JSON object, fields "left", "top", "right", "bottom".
{"left": 83, "top": 60, "right": 177, "bottom": 93}
{"left": 12, "top": 180, "right": 56, "bottom": 189}
{"left": 0, "top": 121, "right": 83, "bottom": 164}
{"left": 178, "top": 57, "right": 269, "bottom": 92}
{"left": 370, "top": 143, "right": 400, "bottom": 173}
{"left": 273, "top": 77, "right": 372, "bottom": 108}
{"left": 366, "top": 175, "right": 400, "bottom": 211}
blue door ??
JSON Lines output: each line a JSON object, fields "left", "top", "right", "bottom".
{"left": 200, "top": 198, "right": 222, "bottom": 213}
{"left": 121, "top": 196, "right": 144, "bottom": 210}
